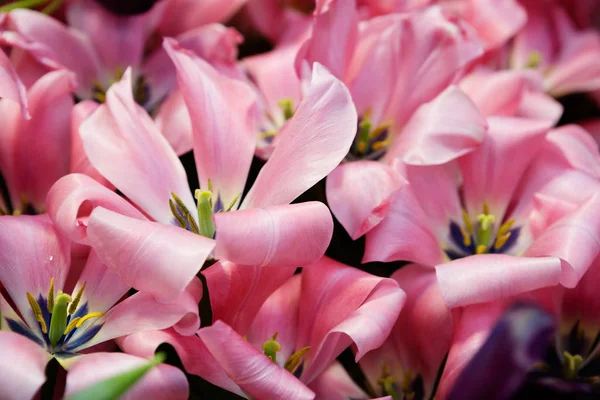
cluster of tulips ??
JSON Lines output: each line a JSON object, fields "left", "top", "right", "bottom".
{"left": 1, "top": 0, "right": 600, "bottom": 399}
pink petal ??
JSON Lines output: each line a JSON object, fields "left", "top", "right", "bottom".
{"left": 205, "top": 260, "right": 296, "bottom": 334}
{"left": 242, "top": 63, "right": 357, "bottom": 208}
{"left": 363, "top": 184, "right": 444, "bottom": 265}
{"left": 544, "top": 124, "right": 600, "bottom": 178}
{"left": 119, "top": 329, "right": 247, "bottom": 397}
{"left": 46, "top": 173, "right": 146, "bottom": 244}
{"left": 2, "top": 9, "right": 101, "bottom": 96}
{"left": 296, "top": 0, "right": 359, "bottom": 80}
{"left": 247, "top": 275, "right": 302, "bottom": 365}
{"left": 158, "top": 0, "right": 247, "bottom": 36}
{"left": 309, "top": 362, "right": 369, "bottom": 400}
{"left": 0, "top": 331, "right": 51, "bottom": 400}
{"left": 86, "top": 207, "right": 215, "bottom": 302}
{"left": 197, "top": 321, "right": 316, "bottom": 399}
{"left": 459, "top": 116, "right": 553, "bottom": 220}
{"left": 297, "top": 257, "right": 406, "bottom": 384}
{"left": 436, "top": 255, "right": 563, "bottom": 308}
{"left": 326, "top": 161, "right": 403, "bottom": 239}
{"left": 386, "top": 85, "right": 487, "bottom": 166}
{"left": 78, "top": 289, "right": 200, "bottom": 351}
{"left": 164, "top": 38, "right": 257, "bottom": 210}
{"left": 4, "top": 70, "right": 76, "bottom": 212}
{"left": 63, "top": 352, "right": 188, "bottom": 400}
{"left": 525, "top": 194, "right": 600, "bottom": 288}
{"left": 0, "top": 48, "right": 29, "bottom": 118}
{"left": 80, "top": 69, "right": 194, "bottom": 224}
{"left": 153, "top": 90, "right": 192, "bottom": 155}
{"left": 561, "top": 256, "right": 600, "bottom": 335}
{"left": 214, "top": 202, "right": 333, "bottom": 268}
{"left": 0, "top": 215, "right": 70, "bottom": 328}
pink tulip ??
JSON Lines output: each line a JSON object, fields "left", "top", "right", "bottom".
{"left": 295, "top": 0, "right": 487, "bottom": 240}
{"left": 0, "top": 48, "right": 29, "bottom": 118}
{"left": 0, "top": 214, "right": 197, "bottom": 399}
{"left": 119, "top": 257, "right": 406, "bottom": 399}
{"left": 364, "top": 117, "right": 600, "bottom": 308}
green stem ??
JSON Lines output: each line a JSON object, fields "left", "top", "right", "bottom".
{"left": 0, "top": 0, "right": 49, "bottom": 12}
{"left": 41, "top": 0, "right": 63, "bottom": 14}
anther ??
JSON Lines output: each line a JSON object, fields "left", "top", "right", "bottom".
{"left": 47, "top": 277, "right": 55, "bottom": 313}
{"left": 76, "top": 312, "right": 104, "bottom": 328}
{"left": 26, "top": 292, "right": 47, "bottom": 334}
{"left": 68, "top": 282, "right": 86, "bottom": 315}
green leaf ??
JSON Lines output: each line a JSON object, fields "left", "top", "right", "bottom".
{"left": 65, "top": 353, "right": 166, "bottom": 400}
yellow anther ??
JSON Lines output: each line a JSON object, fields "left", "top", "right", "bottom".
{"left": 284, "top": 346, "right": 310, "bottom": 374}
{"left": 459, "top": 225, "right": 472, "bottom": 247}
{"left": 225, "top": 193, "right": 241, "bottom": 212}
{"left": 482, "top": 202, "right": 490, "bottom": 215}
{"left": 64, "top": 317, "right": 81, "bottom": 335}
{"left": 258, "top": 130, "right": 277, "bottom": 140}
{"left": 357, "top": 141, "right": 367, "bottom": 154}
{"left": 207, "top": 179, "right": 213, "bottom": 193}
{"left": 76, "top": 312, "right": 104, "bottom": 328}
{"left": 372, "top": 139, "right": 391, "bottom": 151}
{"left": 497, "top": 218, "right": 515, "bottom": 237}
{"left": 68, "top": 281, "right": 86, "bottom": 315}
{"left": 462, "top": 210, "right": 473, "bottom": 234}
{"left": 494, "top": 232, "right": 512, "bottom": 250}
{"left": 369, "top": 122, "right": 392, "bottom": 140}
{"left": 47, "top": 277, "right": 55, "bottom": 313}
{"left": 26, "top": 292, "right": 47, "bottom": 334}
{"left": 476, "top": 244, "right": 487, "bottom": 254}
{"left": 525, "top": 50, "right": 542, "bottom": 69}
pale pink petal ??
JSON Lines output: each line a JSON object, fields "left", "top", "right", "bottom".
{"left": 205, "top": 261, "right": 296, "bottom": 333}
{"left": 158, "top": 0, "right": 247, "bottom": 36}
{"left": 326, "top": 161, "right": 403, "bottom": 239}
{"left": 363, "top": 184, "right": 444, "bottom": 265}
{"left": 2, "top": 9, "right": 101, "bottom": 96}
{"left": 296, "top": 0, "right": 358, "bottom": 80}
{"left": 119, "top": 329, "right": 247, "bottom": 398}
{"left": 86, "top": 207, "right": 215, "bottom": 302}
{"left": 387, "top": 86, "right": 487, "bottom": 166}
{"left": 63, "top": 352, "right": 188, "bottom": 400}
{"left": 197, "top": 321, "right": 315, "bottom": 399}
{"left": 247, "top": 276, "right": 301, "bottom": 365}
{"left": 214, "top": 202, "right": 333, "bottom": 268}
{"left": 165, "top": 38, "right": 257, "bottom": 210}
{"left": 515, "top": 90, "right": 563, "bottom": 124}
{"left": 459, "top": 116, "right": 553, "bottom": 220}
{"left": 0, "top": 331, "right": 51, "bottom": 400}
{"left": 436, "top": 255, "right": 563, "bottom": 308}
{"left": 153, "top": 90, "right": 193, "bottom": 155}
{"left": 242, "top": 63, "right": 357, "bottom": 208}
{"left": 0, "top": 215, "right": 70, "bottom": 328}
{"left": 78, "top": 289, "right": 200, "bottom": 351}
{"left": 69, "top": 100, "right": 110, "bottom": 187}
{"left": 5, "top": 70, "right": 75, "bottom": 212}
{"left": 46, "top": 174, "right": 146, "bottom": 244}
{"left": 66, "top": 1, "right": 150, "bottom": 73}
{"left": 80, "top": 69, "right": 194, "bottom": 224}
{"left": 0, "top": 48, "right": 29, "bottom": 118}
{"left": 297, "top": 257, "right": 406, "bottom": 384}
{"left": 310, "top": 362, "right": 369, "bottom": 400}
{"left": 544, "top": 124, "right": 600, "bottom": 178}
{"left": 525, "top": 194, "right": 600, "bottom": 288}
{"left": 561, "top": 256, "right": 600, "bottom": 339}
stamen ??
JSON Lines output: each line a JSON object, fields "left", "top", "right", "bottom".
{"left": 195, "top": 190, "right": 216, "bottom": 239}
{"left": 75, "top": 312, "right": 104, "bottom": 328}
{"left": 525, "top": 50, "right": 542, "bottom": 69}
{"left": 68, "top": 281, "right": 86, "bottom": 315}
{"left": 283, "top": 346, "right": 310, "bottom": 374}
{"left": 278, "top": 98, "right": 295, "bottom": 121}
{"left": 225, "top": 193, "right": 241, "bottom": 212}
{"left": 49, "top": 293, "right": 71, "bottom": 347}
{"left": 459, "top": 225, "right": 471, "bottom": 247}
{"left": 64, "top": 317, "right": 81, "bottom": 335}
{"left": 497, "top": 218, "right": 515, "bottom": 237}
{"left": 368, "top": 122, "right": 391, "bottom": 141}
{"left": 258, "top": 130, "right": 277, "bottom": 140}
{"left": 262, "top": 332, "right": 281, "bottom": 363}
{"left": 476, "top": 244, "right": 487, "bottom": 254}
{"left": 47, "top": 277, "right": 55, "bottom": 313}
{"left": 26, "top": 292, "right": 47, "bottom": 334}
{"left": 371, "top": 138, "right": 390, "bottom": 151}
{"left": 462, "top": 210, "right": 473, "bottom": 234}
{"left": 354, "top": 119, "right": 372, "bottom": 155}
{"left": 169, "top": 198, "right": 188, "bottom": 229}
{"left": 494, "top": 232, "right": 511, "bottom": 250}
{"left": 482, "top": 202, "right": 490, "bottom": 216}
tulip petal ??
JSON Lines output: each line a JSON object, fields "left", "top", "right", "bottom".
{"left": 0, "top": 331, "right": 51, "bottom": 400}
{"left": 0, "top": 215, "right": 70, "bottom": 328}
{"left": 297, "top": 257, "right": 406, "bottom": 384}
{"left": 326, "top": 161, "right": 403, "bottom": 239}
{"left": 46, "top": 174, "right": 146, "bottom": 244}
{"left": 436, "top": 255, "right": 563, "bottom": 308}
{"left": 157, "top": 0, "right": 246, "bottom": 36}
{"left": 197, "top": 321, "right": 316, "bottom": 399}
{"left": 242, "top": 63, "right": 357, "bottom": 209}
{"left": 214, "top": 202, "right": 333, "bottom": 268}
{"left": 164, "top": 38, "right": 257, "bottom": 211}
{"left": 387, "top": 85, "right": 487, "bottom": 166}
{"left": 153, "top": 90, "right": 192, "bottom": 155}
{"left": 0, "top": 48, "right": 29, "bottom": 117}
{"left": 309, "top": 362, "right": 369, "bottom": 400}
{"left": 363, "top": 184, "right": 443, "bottom": 265}
{"left": 80, "top": 69, "right": 194, "bottom": 224}
{"left": 63, "top": 352, "right": 188, "bottom": 400}
{"left": 86, "top": 207, "right": 215, "bottom": 302}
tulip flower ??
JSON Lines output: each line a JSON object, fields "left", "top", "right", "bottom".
{"left": 0, "top": 215, "right": 197, "bottom": 399}
{"left": 0, "top": 48, "right": 28, "bottom": 117}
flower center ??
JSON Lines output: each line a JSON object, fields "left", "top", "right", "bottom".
{"left": 346, "top": 110, "right": 392, "bottom": 162}
{"left": 444, "top": 203, "right": 521, "bottom": 260}
{"left": 258, "top": 98, "right": 296, "bottom": 146}
{"left": 377, "top": 364, "right": 424, "bottom": 400}
{"left": 6, "top": 278, "right": 104, "bottom": 354}
{"left": 91, "top": 67, "right": 150, "bottom": 107}
{"left": 261, "top": 332, "right": 310, "bottom": 377}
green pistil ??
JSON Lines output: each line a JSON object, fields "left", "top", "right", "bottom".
{"left": 49, "top": 293, "right": 71, "bottom": 347}
{"left": 355, "top": 119, "right": 372, "bottom": 154}
{"left": 563, "top": 351, "right": 584, "bottom": 380}
{"left": 378, "top": 376, "right": 400, "bottom": 400}
{"left": 525, "top": 50, "right": 543, "bottom": 69}
{"left": 262, "top": 333, "right": 281, "bottom": 363}
{"left": 475, "top": 213, "right": 495, "bottom": 253}
{"left": 278, "top": 98, "right": 295, "bottom": 121}
{"left": 195, "top": 190, "right": 216, "bottom": 239}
